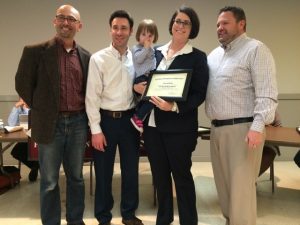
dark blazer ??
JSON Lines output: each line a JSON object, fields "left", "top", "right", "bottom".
{"left": 15, "top": 38, "right": 90, "bottom": 144}
{"left": 150, "top": 47, "right": 209, "bottom": 133}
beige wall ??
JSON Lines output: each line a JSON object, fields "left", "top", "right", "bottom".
{"left": 1, "top": 0, "right": 300, "bottom": 95}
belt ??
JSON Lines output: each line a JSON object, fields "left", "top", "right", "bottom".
{"left": 59, "top": 110, "right": 85, "bottom": 117}
{"left": 100, "top": 109, "right": 135, "bottom": 119}
{"left": 211, "top": 117, "right": 253, "bottom": 127}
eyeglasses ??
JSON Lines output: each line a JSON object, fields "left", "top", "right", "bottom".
{"left": 173, "top": 19, "right": 192, "bottom": 27}
{"left": 56, "top": 15, "right": 79, "bottom": 24}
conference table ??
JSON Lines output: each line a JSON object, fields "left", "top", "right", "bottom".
{"left": 0, "top": 130, "right": 27, "bottom": 173}
{"left": 198, "top": 126, "right": 300, "bottom": 147}
{"left": 0, "top": 129, "right": 95, "bottom": 195}
{"left": 265, "top": 126, "right": 300, "bottom": 147}
{"left": 198, "top": 125, "right": 300, "bottom": 193}
{"left": 1, "top": 126, "right": 300, "bottom": 173}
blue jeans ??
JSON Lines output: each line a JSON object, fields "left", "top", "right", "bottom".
{"left": 94, "top": 111, "right": 140, "bottom": 223}
{"left": 38, "top": 112, "right": 88, "bottom": 225}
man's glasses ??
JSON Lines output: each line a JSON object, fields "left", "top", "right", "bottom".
{"left": 56, "top": 15, "right": 79, "bottom": 24}
{"left": 173, "top": 19, "right": 192, "bottom": 27}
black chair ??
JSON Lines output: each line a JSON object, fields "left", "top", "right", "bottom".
{"left": 139, "top": 136, "right": 157, "bottom": 206}
{"left": 294, "top": 150, "right": 300, "bottom": 168}
{"left": 259, "top": 144, "right": 280, "bottom": 193}
{"left": 84, "top": 132, "right": 94, "bottom": 196}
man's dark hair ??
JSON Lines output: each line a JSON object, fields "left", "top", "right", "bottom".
{"left": 219, "top": 6, "right": 247, "bottom": 31}
{"left": 109, "top": 10, "right": 134, "bottom": 29}
{"left": 168, "top": 6, "right": 200, "bottom": 39}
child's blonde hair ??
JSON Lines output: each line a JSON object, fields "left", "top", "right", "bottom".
{"left": 135, "top": 19, "right": 158, "bottom": 43}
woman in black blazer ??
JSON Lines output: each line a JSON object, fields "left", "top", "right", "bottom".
{"left": 135, "top": 6, "right": 209, "bottom": 225}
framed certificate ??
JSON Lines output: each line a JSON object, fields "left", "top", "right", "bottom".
{"left": 142, "top": 69, "right": 192, "bottom": 101}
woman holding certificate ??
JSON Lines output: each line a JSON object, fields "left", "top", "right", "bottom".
{"left": 135, "top": 6, "right": 209, "bottom": 225}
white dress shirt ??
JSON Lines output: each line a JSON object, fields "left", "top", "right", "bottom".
{"left": 85, "top": 44, "right": 136, "bottom": 134}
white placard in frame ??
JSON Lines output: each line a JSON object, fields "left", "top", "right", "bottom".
{"left": 142, "top": 69, "right": 192, "bottom": 101}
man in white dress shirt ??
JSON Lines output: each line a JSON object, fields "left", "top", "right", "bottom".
{"left": 85, "top": 10, "right": 143, "bottom": 225}
{"left": 205, "top": 6, "right": 278, "bottom": 225}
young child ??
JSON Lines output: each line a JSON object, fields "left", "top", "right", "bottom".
{"left": 130, "top": 19, "right": 158, "bottom": 132}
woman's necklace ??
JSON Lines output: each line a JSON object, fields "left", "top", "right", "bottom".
{"left": 167, "top": 47, "right": 175, "bottom": 59}
{"left": 167, "top": 42, "right": 185, "bottom": 59}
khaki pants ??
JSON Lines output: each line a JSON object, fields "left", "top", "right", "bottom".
{"left": 210, "top": 123, "right": 264, "bottom": 225}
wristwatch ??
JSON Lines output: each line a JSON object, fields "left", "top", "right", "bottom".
{"left": 171, "top": 102, "right": 178, "bottom": 112}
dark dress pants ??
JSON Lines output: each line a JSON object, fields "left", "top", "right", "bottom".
{"left": 93, "top": 112, "right": 140, "bottom": 223}
{"left": 144, "top": 126, "right": 198, "bottom": 225}
{"left": 134, "top": 74, "right": 154, "bottom": 121}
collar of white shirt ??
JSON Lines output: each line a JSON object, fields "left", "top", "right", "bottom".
{"left": 109, "top": 43, "right": 130, "bottom": 58}
{"left": 157, "top": 41, "right": 193, "bottom": 59}
{"left": 221, "top": 33, "right": 247, "bottom": 50}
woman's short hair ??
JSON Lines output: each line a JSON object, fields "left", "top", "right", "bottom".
{"left": 135, "top": 19, "right": 159, "bottom": 43}
{"left": 168, "top": 6, "right": 200, "bottom": 39}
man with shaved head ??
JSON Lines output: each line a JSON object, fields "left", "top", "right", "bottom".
{"left": 15, "top": 5, "right": 90, "bottom": 225}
